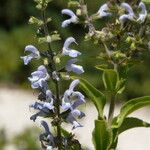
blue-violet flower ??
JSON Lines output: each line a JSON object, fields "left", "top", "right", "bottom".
{"left": 62, "top": 37, "right": 81, "bottom": 58}
{"left": 61, "top": 9, "right": 78, "bottom": 28}
{"left": 20, "top": 45, "right": 40, "bottom": 65}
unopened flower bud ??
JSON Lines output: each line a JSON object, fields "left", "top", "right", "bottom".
{"left": 130, "top": 43, "right": 136, "bottom": 50}
{"left": 76, "top": 9, "right": 82, "bottom": 16}
{"left": 44, "top": 58, "right": 49, "bottom": 66}
{"left": 46, "top": 36, "right": 52, "bottom": 43}
{"left": 54, "top": 56, "right": 60, "bottom": 64}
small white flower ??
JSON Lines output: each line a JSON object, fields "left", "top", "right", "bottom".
{"left": 62, "top": 37, "right": 81, "bottom": 58}
{"left": 28, "top": 65, "right": 49, "bottom": 89}
{"left": 65, "top": 59, "right": 84, "bottom": 74}
{"left": 97, "top": 3, "right": 112, "bottom": 18}
{"left": 20, "top": 45, "right": 40, "bottom": 65}
{"left": 61, "top": 9, "right": 78, "bottom": 28}
{"left": 137, "top": 2, "right": 147, "bottom": 23}
{"left": 119, "top": 3, "right": 135, "bottom": 24}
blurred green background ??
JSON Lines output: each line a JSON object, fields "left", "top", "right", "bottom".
{"left": 0, "top": 0, "right": 150, "bottom": 149}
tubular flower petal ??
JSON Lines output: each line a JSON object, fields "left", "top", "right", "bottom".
{"left": 119, "top": 3, "right": 135, "bottom": 24}
{"left": 61, "top": 9, "right": 78, "bottom": 28}
{"left": 28, "top": 65, "right": 49, "bottom": 89}
{"left": 20, "top": 45, "right": 40, "bottom": 65}
{"left": 41, "top": 120, "right": 51, "bottom": 134}
{"left": 62, "top": 37, "right": 81, "bottom": 58}
{"left": 97, "top": 3, "right": 112, "bottom": 18}
{"left": 69, "top": 79, "right": 80, "bottom": 91}
{"left": 137, "top": 2, "right": 147, "bottom": 23}
{"left": 65, "top": 59, "right": 84, "bottom": 74}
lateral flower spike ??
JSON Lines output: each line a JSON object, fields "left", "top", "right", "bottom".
{"left": 20, "top": 45, "right": 40, "bottom": 65}
{"left": 119, "top": 3, "right": 135, "bottom": 24}
{"left": 61, "top": 9, "right": 78, "bottom": 28}
{"left": 137, "top": 2, "right": 147, "bottom": 23}
{"left": 65, "top": 59, "right": 84, "bottom": 74}
{"left": 97, "top": 3, "right": 112, "bottom": 18}
{"left": 62, "top": 37, "right": 81, "bottom": 58}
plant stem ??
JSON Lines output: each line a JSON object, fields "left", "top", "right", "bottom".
{"left": 108, "top": 93, "right": 116, "bottom": 125}
{"left": 41, "top": 8, "right": 62, "bottom": 150}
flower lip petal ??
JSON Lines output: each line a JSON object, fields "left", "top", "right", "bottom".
{"left": 20, "top": 56, "right": 33, "bottom": 65}
{"left": 72, "top": 121, "right": 83, "bottom": 130}
{"left": 25, "top": 45, "right": 38, "bottom": 53}
{"left": 62, "top": 19, "right": 72, "bottom": 28}
{"left": 61, "top": 9, "right": 76, "bottom": 17}
{"left": 68, "top": 49, "right": 81, "bottom": 58}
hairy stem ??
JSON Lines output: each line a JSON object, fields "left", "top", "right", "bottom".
{"left": 41, "top": 8, "right": 62, "bottom": 150}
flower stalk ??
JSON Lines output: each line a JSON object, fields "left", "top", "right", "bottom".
{"left": 40, "top": 5, "right": 62, "bottom": 150}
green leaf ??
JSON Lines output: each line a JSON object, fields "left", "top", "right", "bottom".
{"left": 113, "top": 96, "right": 150, "bottom": 128}
{"left": 71, "top": 76, "right": 106, "bottom": 118}
{"left": 93, "top": 120, "right": 112, "bottom": 150}
{"left": 118, "top": 117, "right": 150, "bottom": 134}
{"left": 61, "top": 127, "right": 70, "bottom": 137}
{"left": 95, "top": 64, "right": 108, "bottom": 71}
{"left": 102, "top": 69, "right": 118, "bottom": 91}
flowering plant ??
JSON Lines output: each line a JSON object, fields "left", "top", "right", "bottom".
{"left": 21, "top": 0, "right": 150, "bottom": 149}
